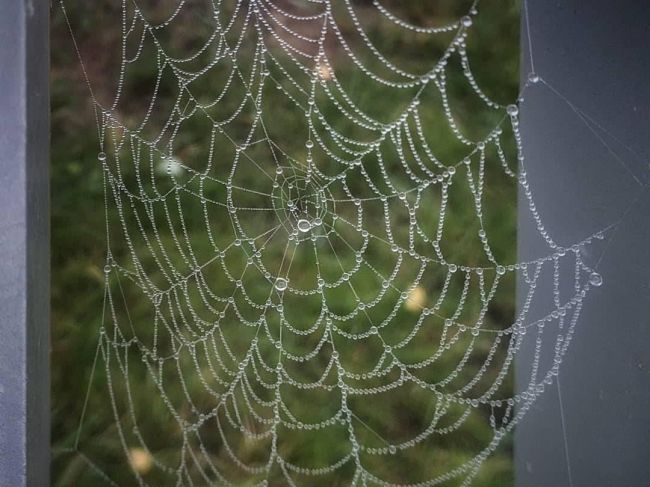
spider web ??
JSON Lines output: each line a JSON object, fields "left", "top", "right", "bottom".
{"left": 61, "top": 0, "right": 607, "bottom": 485}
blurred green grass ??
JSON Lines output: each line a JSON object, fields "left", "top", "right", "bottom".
{"left": 51, "top": 1, "right": 520, "bottom": 485}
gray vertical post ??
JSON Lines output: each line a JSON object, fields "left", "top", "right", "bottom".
{"left": 0, "top": 1, "right": 50, "bottom": 486}
{"left": 516, "top": 1, "right": 650, "bottom": 486}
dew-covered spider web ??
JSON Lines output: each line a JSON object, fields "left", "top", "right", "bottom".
{"left": 60, "top": 0, "right": 611, "bottom": 485}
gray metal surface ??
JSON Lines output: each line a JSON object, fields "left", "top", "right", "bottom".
{"left": 516, "top": 1, "right": 650, "bottom": 486}
{"left": 0, "top": 1, "right": 50, "bottom": 486}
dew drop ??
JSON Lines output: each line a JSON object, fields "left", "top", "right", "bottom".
{"left": 275, "top": 278, "right": 288, "bottom": 291}
{"left": 461, "top": 16, "right": 473, "bottom": 27}
{"left": 388, "top": 445, "right": 397, "bottom": 455}
{"left": 507, "top": 104, "right": 519, "bottom": 117}
{"left": 297, "top": 219, "right": 311, "bottom": 232}
{"left": 97, "top": 152, "right": 107, "bottom": 162}
{"left": 528, "top": 73, "right": 540, "bottom": 84}
{"left": 589, "top": 272, "right": 603, "bottom": 287}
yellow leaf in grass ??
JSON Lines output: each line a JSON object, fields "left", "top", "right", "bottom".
{"left": 405, "top": 286, "right": 426, "bottom": 311}
{"left": 129, "top": 447, "right": 153, "bottom": 475}
{"left": 316, "top": 62, "right": 332, "bottom": 81}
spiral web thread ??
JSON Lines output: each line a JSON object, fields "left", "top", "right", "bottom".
{"left": 64, "top": 0, "right": 611, "bottom": 485}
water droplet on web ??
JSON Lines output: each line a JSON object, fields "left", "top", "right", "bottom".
{"left": 589, "top": 272, "right": 603, "bottom": 287}
{"left": 388, "top": 445, "right": 397, "bottom": 455}
{"left": 506, "top": 104, "right": 519, "bottom": 117}
{"left": 461, "top": 16, "right": 473, "bottom": 27}
{"left": 297, "top": 219, "right": 311, "bottom": 232}
{"left": 98, "top": 152, "right": 107, "bottom": 161}
{"left": 528, "top": 73, "right": 540, "bottom": 84}
{"left": 275, "top": 278, "right": 288, "bottom": 291}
